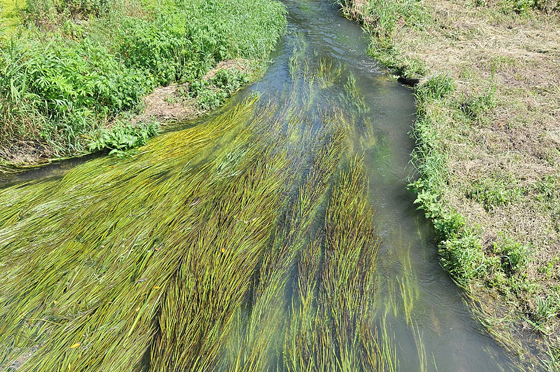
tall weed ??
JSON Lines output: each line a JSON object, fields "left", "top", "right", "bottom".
{"left": 0, "top": 0, "right": 287, "bottom": 161}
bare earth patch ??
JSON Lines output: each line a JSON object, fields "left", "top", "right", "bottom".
{"left": 0, "top": 140, "right": 54, "bottom": 171}
{"left": 134, "top": 59, "right": 253, "bottom": 124}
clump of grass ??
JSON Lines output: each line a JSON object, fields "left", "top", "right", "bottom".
{"left": 458, "top": 87, "right": 496, "bottom": 121}
{"left": 338, "top": 0, "right": 427, "bottom": 39}
{"left": 416, "top": 74, "right": 456, "bottom": 101}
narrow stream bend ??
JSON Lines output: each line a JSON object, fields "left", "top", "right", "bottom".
{"left": 0, "top": 1, "right": 522, "bottom": 371}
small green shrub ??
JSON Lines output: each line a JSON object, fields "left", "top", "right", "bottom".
{"left": 87, "top": 121, "right": 159, "bottom": 156}
{"left": 501, "top": 0, "right": 559, "bottom": 13}
{"left": 510, "top": 0, "right": 537, "bottom": 12}
{"left": 118, "top": 15, "right": 193, "bottom": 85}
{"left": 0, "top": 36, "right": 152, "bottom": 119}
{"left": 535, "top": 175, "right": 558, "bottom": 203}
{"left": 487, "top": 269, "right": 509, "bottom": 290}
{"left": 493, "top": 236, "right": 532, "bottom": 275}
{"left": 433, "top": 210, "right": 466, "bottom": 240}
{"left": 212, "top": 69, "right": 250, "bottom": 92}
{"left": 440, "top": 233, "right": 487, "bottom": 286}
{"left": 187, "top": 68, "right": 250, "bottom": 110}
{"left": 413, "top": 178, "right": 487, "bottom": 287}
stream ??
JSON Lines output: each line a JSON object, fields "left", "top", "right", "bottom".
{"left": 0, "top": 1, "right": 523, "bottom": 371}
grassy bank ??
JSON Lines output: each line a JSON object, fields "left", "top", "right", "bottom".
{"left": 339, "top": 0, "right": 560, "bottom": 368}
{"left": 0, "top": 0, "right": 286, "bottom": 170}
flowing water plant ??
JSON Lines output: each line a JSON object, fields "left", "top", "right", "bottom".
{"left": 0, "top": 99, "right": 260, "bottom": 372}
{"left": 0, "top": 43, "right": 389, "bottom": 371}
{"left": 283, "top": 157, "right": 382, "bottom": 371}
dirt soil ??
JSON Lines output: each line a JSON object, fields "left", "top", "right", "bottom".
{"left": 134, "top": 59, "right": 253, "bottom": 124}
{"left": 347, "top": 0, "right": 560, "bottom": 365}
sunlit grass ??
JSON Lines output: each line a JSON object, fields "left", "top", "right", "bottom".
{"left": 0, "top": 0, "right": 24, "bottom": 29}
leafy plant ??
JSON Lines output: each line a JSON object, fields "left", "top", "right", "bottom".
{"left": 493, "top": 236, "right": 532, "bottom": 275}
{"left": 87, "top": 121, "right": 159, "bottom": 156}
{"left": 440, "top": 233, "right": 487, "bottom": 286}
{"left": 187, "top": 68, "right": 250, "bottom": 110}
{"left": 467, "top": 178, "right": 523, "bottom": 211}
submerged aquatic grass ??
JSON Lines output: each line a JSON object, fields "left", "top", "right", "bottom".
{"left": 0, "top": 41, "right": 387, "bottom": 371}
{"left": 284, "top": 157, "right": 381, "bottom": 371}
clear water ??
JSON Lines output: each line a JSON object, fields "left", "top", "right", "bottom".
{"left": 256, "top": 1, "right": 520, "bottom": 371}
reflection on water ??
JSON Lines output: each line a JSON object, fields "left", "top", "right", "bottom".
{"left": 0, "top": 154, "right": 100, "bottom": 189}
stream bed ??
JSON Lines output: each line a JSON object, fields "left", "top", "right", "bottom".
{"left": 0, "top": 1, "right": 523, "bottom": 371}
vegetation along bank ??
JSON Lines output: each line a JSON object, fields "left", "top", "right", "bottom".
{"left": 339, "top": 0, "right": 560, "bottom": 368}
{"left": 0, "top": 0, "right": 286, "bottom": 170}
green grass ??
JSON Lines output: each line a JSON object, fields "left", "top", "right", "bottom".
{"left": 0, "top": 0, "right": 24, "bottom": 28}
{"left": 0, "top": 0, "right": 286, "bottom": 167}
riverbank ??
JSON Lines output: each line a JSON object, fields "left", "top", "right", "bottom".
{"left": 0, "top": 0, "right": 286, "bottom": 172}
{"left": 340, "top": 0, "right": 560, "bottom": 367}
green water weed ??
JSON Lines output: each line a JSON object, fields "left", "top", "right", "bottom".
{"left": 0, "top": 39, "right": 398, "bottom": 371}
